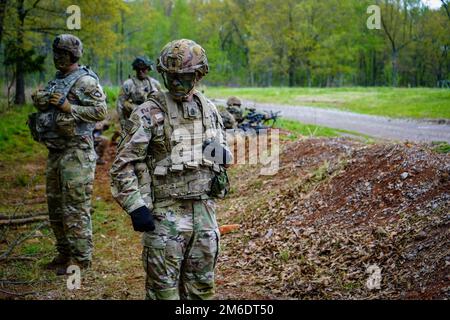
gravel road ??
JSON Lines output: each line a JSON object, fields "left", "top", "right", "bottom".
{"left": 213, "top": 99, "right": 450, "bottom": 143}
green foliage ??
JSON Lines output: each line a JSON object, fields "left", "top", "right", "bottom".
{"left": 3, "top": 42, "right": 46, "bottom": 74}
{"left": 279, "top": 249, "right": 291, "bottom": 262}
{"left": 1, "top": 0, "right": 449, "bottom": 91}
{"left": 104, "top": 86, "right": 120, "bottom": 106}
{"left": 22, "top": 243, "right": 41, "bottom": 255}
{"left": 432, "top": 141, "right": 450, "bottom": 154}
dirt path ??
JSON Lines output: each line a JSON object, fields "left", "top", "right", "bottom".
{"left": 213, "top": 98, "right": 450, "bottom": 143}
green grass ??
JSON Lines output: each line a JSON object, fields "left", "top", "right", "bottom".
{"left": 275, "top": 118, "right": 373, "bottom": 142}
{"left": 276, "top": 118, "right": 342, "bottom": 138}
{"left": 0, "top": 104, "right": 47, "bottom": 164}
{"left": 431, "top": 141, "right": 450, "bottom": 154}
{"left": 204, "top": 87, "right": 450, "bottom": 119}
{"left": 104, "top": 86, "right": 120, "bottom": 106}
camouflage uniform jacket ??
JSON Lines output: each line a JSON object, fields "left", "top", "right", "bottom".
{"left": 110, "top": 90, "right": 228, "bottom": 214}
{"left": 217, "top": 105, "right": 237, "bottom": 129}
{"left": 32, "top": 67, "right": 107, "bottom": 150}
{"left": 226, "top": 104, "right": 244, "bottom": 123}
{"left": 117, "top": 76, "right": 162, "bottom": 129}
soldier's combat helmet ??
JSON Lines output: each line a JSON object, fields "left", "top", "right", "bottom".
{"left": 157, "top": 39, "right": 209, "bottom": 76}
{"left": 157, "top": 39, "right": 209, "bottom": 100}
{"left": 132, "top": 56, "right": 154, "bottom": 70}
{"left": 52, "top": 34, "right": 83, "bottom": 60}
{"left": 227, "top": 96, "right": 242, "bottom": 106}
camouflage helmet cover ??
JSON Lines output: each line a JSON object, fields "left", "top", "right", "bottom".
{"left": 52, "top": 34, "right": 83, "bottom": 58}
{"left": 227, "top": 96, "right": 242, "bottom": 106}
{"left": 157, "top": 39, "right": 209, "bottom": 77}
{"left": 132, "top": 56, "right": 154, "bottom": 70}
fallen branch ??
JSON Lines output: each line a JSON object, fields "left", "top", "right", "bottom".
{"left": 0, "top": 287, "right": 39, "bottom": 297}
{"left": 0, "top": 279, "right": 51, "bottom": 285}
{"left": 23, "top": 197, "right": 46, "bottom": 205}
{"left": 2, "top": 256, "right": 37, "bottom": 262}
{"left": 0, "top": 215, "right": 48, "bottom": 226}
{"left": 0, "top": 222, "right": 47, "bottom": 261}
{"left": 0, "top": 212, "right": 47, "bottom": 220}
{"left": 0, "top": 279, "right": 37, "bottom": 285}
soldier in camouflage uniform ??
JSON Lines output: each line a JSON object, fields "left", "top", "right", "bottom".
{"left": 117, "top": 56, "right": 161, "bottom": 130}
{"left": 29, "top": 34, "right": 107, "bottom": 274}
{"left": 226, "top": 96, "right": 244, "bottom": 124}
{"left": 217, "top": 105, "right": 237, "bottom": 130}
{"left": 110, "top": 39, "right": 232, "bottom": 300}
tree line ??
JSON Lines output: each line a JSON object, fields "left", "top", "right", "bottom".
{"left": 0, "top": 0, "right": 449, "bottom": 105}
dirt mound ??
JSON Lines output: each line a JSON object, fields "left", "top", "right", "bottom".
{"left": 217, "top": 138, "right": 449, "bottom": 299}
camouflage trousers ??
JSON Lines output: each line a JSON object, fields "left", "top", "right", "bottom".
{"left": 46, "top": 147, "right": 96, "bottom": 262}
{"left": 142, "top": 198, "right": 220, "bottom": 300}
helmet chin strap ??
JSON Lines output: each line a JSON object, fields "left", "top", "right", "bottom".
{"left": 171, "top": 88, "right": 195, "bottom": 102}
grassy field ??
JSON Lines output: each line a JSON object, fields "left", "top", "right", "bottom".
{"left": 203, "top": 87, "right": 450, "bottom": 119}
{"left": 0, "top": 104, "right": 47, "bottom": 164}
{"left": 104, "top": 85, "right": 450, "bottom": 119}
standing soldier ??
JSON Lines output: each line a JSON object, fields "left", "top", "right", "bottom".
{"left": 28, "top": 34, "right": 107, "bottom": 274}
{"left": 110, "top": 39, "right": 232, "bottom": 300}
{"left": 117, "top": 56, "right": 161, "bottom": 130}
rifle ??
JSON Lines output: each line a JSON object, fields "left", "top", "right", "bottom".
{"left": 238, "top": 108, "right": 282, "bottom": 132}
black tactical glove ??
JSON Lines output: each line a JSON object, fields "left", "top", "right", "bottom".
{"left": 130, "top": 206, "right": 155, "bottom": 232}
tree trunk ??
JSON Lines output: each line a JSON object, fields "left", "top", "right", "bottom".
{"left": 14, "top": 0, "right": 26, "bottom": 105}
{"left": 307, "top": 67, "right": 311, "bottom": 87}
{"left": 288, "top": 55, "right": 295, "bottom": 87}
{"left": 0, "top": 0, "right": 7, "bottom": 46}
{"left": 391, "top": 49, "right": 399, "bottom": 87}
{"left": 119, "top": 10, "right": 125, "bottom": 84}
{"left": 441, "top": 0, "right": 450, "bottom": 20}
{"left": 371, "top": 50, "right": 376, "bottom": 86}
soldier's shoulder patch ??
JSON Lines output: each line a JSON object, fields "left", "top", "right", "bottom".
{"left": 74, "top": 75, "right": 105, "bottom": 100}
{"left": 124, "top": 114, "right": 140, "bottom": 135}
{"left": 87, "top": 87, "right": 106, "bottom": 100}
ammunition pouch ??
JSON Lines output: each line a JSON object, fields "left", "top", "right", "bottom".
{"left": 27, "top": 112, "right": 41, "bottom": 142}
{"left": 148, "top": 90, "right": 231, "bottom": 200}
{"left": 208, "top": 167, "right": 230, "bottom": 199}
{"left": 152, "top": 165, "right": 215, "bottom": 200}
{"left": 27, "top": 66, "right": 98, "bottom": 145}
{"left": 27, "top": 110, "right": 59, "bottom": 142}
{"left": 27, "top": 109, "right": 94, "bottom": 144}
